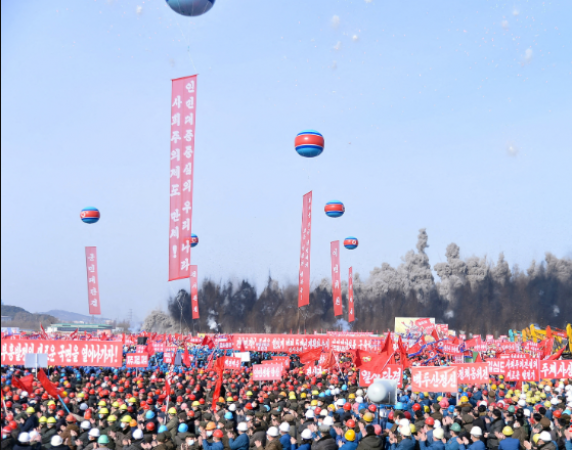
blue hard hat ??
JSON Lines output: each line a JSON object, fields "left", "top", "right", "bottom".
{"left": 419, "top": 393, "right": 424, "bottom": 399}
{"left": 395, "top": 402, "right": 404, "bottom": 410}
{"left": 158, "top": 425, "right": 168, "bottom": 433}
{"left": 178, "top": 424, "right": 189, "bottom": 433}
{"left": 448, "top": 406, "right": 455, "bottom": 413}
{"left": 325, "top": 390, "right": 331, "bottom": 396}
{"left": 401, "top": 395, "right": 410, "bottom": 403}
{"left": 224, "top": 412, "right": 233, "bottom": 420}
{"left": 342, "top": 385, "right": 347, "bottom": 391}
{"left": 264, "top": 405, "right": 270, "bottom": 412}
{"left": 319, "top": 393, "right": 325, "bottom": 398}
{"left": 145, "top": 411, "right": 156, "bottom": 420}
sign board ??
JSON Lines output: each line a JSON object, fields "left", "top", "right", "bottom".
{"left": 25, "top": 353, "right": 49, "bottom": 369}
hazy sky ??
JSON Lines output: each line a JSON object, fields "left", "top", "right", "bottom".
{"left": 2, "top": 0, "right": 571, "bottom": 323}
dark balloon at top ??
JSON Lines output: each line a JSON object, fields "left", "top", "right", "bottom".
{"left": 166, "top": 0, "right": 215, "bottom": 17}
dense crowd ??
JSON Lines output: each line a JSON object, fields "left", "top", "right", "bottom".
{"left": 2, "top": 347, "right": 571, "bottom": 450}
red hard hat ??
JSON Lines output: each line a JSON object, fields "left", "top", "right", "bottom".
{"left": 177, "top": 396, "right": 183, "bottom": 403}
{"left": 368, "top": 404, "right": 377, "bottom": 413}
{"left": 213, "top": 429, "right": 224, "bottom": 439}
{"left": 84, "top": 411, "right": 92, "bottom": 420}
{"left": 346, "top": 419, "right": 356, "bottom": 428}
{"left": 9, "top": 421, "right": 19, "bottom": 430}
{"left": 146, "top": 422, "right": 156, "bottom": 431}
{"left": 187, "top": 410, "right": 195, "bottom": 417}
{"left": 199, "top": 398, "right": 205, "bottom": 404}
{"left": 553, "top": 410, "right": 562, "bottom": 419}
{"left": 388, "top": 411, "right": 394, "bottom": 422}
{"left": 66, "top": 414, "right": 76, "bottom": 423}
{"left": 2, "top": 428, "right": 12, "bottom": 436}
{"left": 49, "top": 404, "right": 56, "bottom": 411}
{"left": 343, "top": 403, "right": 351, "bottom": 411}
{"left": 425, "top": 417, "right": 435, "bottom": 426}
{"left": 404, "top": 411, "right": 411, "bottom": 420}
{"left": 57, "top": 410, "right": 65, "bottom": 417}
{"left": 314, "top": 407, "right": 321, "bottom": 415}
{"left": 5, "top": 401, "right": 12, "bottom": 409}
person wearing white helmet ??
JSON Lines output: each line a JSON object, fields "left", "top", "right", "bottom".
{"left": 457, "top": 427, "right": 485, "bottom": 450}
{"left": 279, "top": 423, "right": 291, "bottom": 449}
{"left": 254, "top": 427, "right": 280, "bottom": 450}
{"left": 228, "top": 422, "right": 250, "bottom": 450}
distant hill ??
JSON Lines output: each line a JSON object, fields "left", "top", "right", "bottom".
{"left": 1, "top": 304, "right": 58, "bottom": 331}
{"left": 39, "top": 309, "right": 111, "bottom": 324}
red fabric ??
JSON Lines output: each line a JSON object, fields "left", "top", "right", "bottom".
{"left": 183, "top": 349, "right": 191, "bottom": 367}
{"left": 397, "top": 336, "right": 411, "bottom": 369}
{"left": 475, "top": 352, "right": 483, "bottom": 363}
{"left": 12, "top": 374, "right": 35, "bottom": 394}
{"left": 299, "top": 348, "right": 322, "bottom": 364}
{"left": 212, "top": 357, "right": 225, "bottom": 409}
{"left": 431, "top": 328, "right": 440, "bottom": 342}
{"left": 298, "top": 192, "right": 312, "bottom": 307}
{"left": 348, "top": 267, "right": 355, "bottom": 322}
{"left": 546, "top": 346, "right": 565, "bottom": 361}
{"left": 37, "top": 369, "right": 62, "bottom": 399}
{"left": 85, "top": 247, "right": 102, "bottom": 315}
{"left": 330, "top": 241, "right": 343, "bottom": 316}
{"left": 190, "top": 266, "right": 200, "bottom": 319}
{"left": 545, "top": 326, "right": 553, "bottom": 340}
{"left": 321, "top": 351, "right": 336, "bottom": 370}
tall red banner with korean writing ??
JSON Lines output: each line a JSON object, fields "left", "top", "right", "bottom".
{"left": 190, "top": 265, "right": 199, "bottom": 319}
{"left": 85, "top": 247, "right": 101, "bottom": 315}
{"left": 169, "top": 75, "right": 197, "bottom": 281}
{"left": 298, "top": 191, "right": 312, "bottom": 307}
{"left": 348, "top": 267, "right": 355, "bottom": 322}
{"left": 331, "top": 241, "right": 342, "bottom": 316}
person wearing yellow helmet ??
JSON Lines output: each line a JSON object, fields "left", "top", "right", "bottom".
{"left": 363, "top": 412, "right": 374, "bottom": 423}
{"left": 128, "top": 398, "right": 138, "bottom": 404}
{"left": 99, "top": 407, "right": 109, "bottom": 419}
{"left": 300, "top": 393, "right": 307, "bottom": 399}
{"left": 112, "top": 402, "right": 120, "bottom": 409}
{"left": 26, "top": 407, "right": 35, "bottom": 415}
{"left": 348, "top": 393, "right": 356, "bottom": 400}
{"left": 246, "top": 391, "right": 253, "bottom": 397}
{"left": 107, "top": 415, "right": 117, "bottom": 423}
{"left": 39, "top": 416, "right": 48, "bottom": 425}
{"left": 345, "top": 430, "right": 356, "bottom": 442}
{"left": 192, "top": 401, "right": 200, "bottom": 407}
{"left": 121, "top": 415, "right": 132, "bottom": 424}
{"left": 47, "top": 417, "right": 57, "bottom": 425}
{"left": 119, "top": 404, "right": 128, "bottom": 411}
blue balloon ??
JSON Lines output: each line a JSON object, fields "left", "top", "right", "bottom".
{"left": 166, "top": 0, "right": 215, "bottom": 17}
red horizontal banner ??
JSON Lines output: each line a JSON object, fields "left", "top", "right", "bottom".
{"left": 359, "top": 364, "right": 403, "bottom": 387}
{"left": 1, "top": 340, "right": 123, "bottom": 367}
{"left": 539, "top": 360, "right": 572, "bottom": 379}
{"left": 252, "top": 364, "right": 283, "bottom": 380}
{"left": 411, "top": 366, "right": 458, "bottom": 393}
{"left": 126, "top": 353, "right": 149, "bottom": 368}
{"left": 453, "top": 363, "right": 489, "bottom": 384}
{"left": 233, "top": 334, "right": 383, "bottom": 353}
{"left": 487, "top": 357, "right": 540, "bottom": 381}
{"left": 223, "top": 357, "right": 242, "bottom": 370}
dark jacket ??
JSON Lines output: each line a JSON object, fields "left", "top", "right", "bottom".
{"left": 230, "top": 434, "right": 250, "bottom": 450}
{"left": 314, "top": 436, "right": 336, "bottom": 450}
{"left": 357, "top": 435, "right": 384, "bottom": 450}
{"left": 388, "top": 437, "right": 415, "bottom": 450}
{"left": 487, "top": 419, "right": 505, "bottom": 450}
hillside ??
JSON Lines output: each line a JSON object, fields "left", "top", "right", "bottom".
{"left": 1, "top": 304, "right": 58, "bottom": 331}
{"left": 40, "top": 309, "right": 111, "bottom": 324}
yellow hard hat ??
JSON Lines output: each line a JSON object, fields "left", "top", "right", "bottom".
{"left": 507, "top": 390, "right": 513, "bottom": 396}
{"left": 168, "top": 407, "right": 177, "bottom": 415}
{"left": 423, "top": 392, "right": 429, "bottom": 397}
{"left": 492, "top": 384, "right": 497, "bottom": 390}
{"left": 26, "top": 407, "right": 35, "bottom": 414}
{"left": 192, "top": 401, "right": 200, "bottom": 407}
{"left": 499, "top": 375, "right": 504, "bottom": 380}
{"left": 226, "top": 397, "right": 233, "bottom": 402}
{"left": 328, "top": 404, "right": 336, "bottom": 412}
{"left": 423, "top": 406, "right": 430, "bottom": 413}
{"left": 300, "top": 393, "right": 307, "bottom": 399}
{"left": 312, "top": 390, "right": 319, "bottom": 396}
{"left": 47, "top": 400, "right": 55, "bottom": 406}
{"left": 532, "top": 435, "right": 541, "bottom": 445}
{"left": 39, "top": 417, "right": 48, "bottom": 424}
{"left": 128, "top": 398, "right": 138, "bottom": 404}
{"left": 78, "top": 393, "right": 85, "bottom": 399}
{"left": 363, "top": 412, "right": 374, "bottom": 423}
{"left": 119, "top": 404, "right": 128, "bottom": 411}
{"left": 437, "top": 396, "right": 443, "bottom": 402}
{"left": 47, "top": 417, "right": 57, "bottom": 424}
{"left": 410, "top": 424, "right": 417, "bottom": 434}
{"left": 460, "top": 396, "right": 469, "bottom": 403}
{"left": 107, "top": 415, "right": 117, "bottom": 423}
{"left": 289, "top": 393, "right": 297, "bottom": 400}
{"left": 98, "top": 400, "right": 107, "bottom": 407}
{"left": 502, "top": 427, "right": 514, "bottom": 436}
{"left": 543, "top": 401, "right": 551, "bottom": 408}
{"left": 99, "top": 408, "right": 109, "bottom": 415}
{"left": 121, "top": 415, "right": 132, "bottom": 423}
{"left": 345, "top": 430, "right": 356, "bottom": 441}
{"left": 499, "top": 384, "right": 505, "bottom": 390}
{"left": 311, "top": 400, "right": 318, "bottom": 406}
{"left": 246, "top": 391, "right": 253, "bottom": 396}
{"left": 348, "top": 393, "right": 356, "bottom": 399}
{"left": 540, "top": 393, "right": 547, "bottom": 399}
{"left": 112, "top": 402, "right": 120, "bottom": 408}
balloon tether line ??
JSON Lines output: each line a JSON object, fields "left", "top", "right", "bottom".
{"left": 174, "top": 0, "right": 198, "bottom": 74}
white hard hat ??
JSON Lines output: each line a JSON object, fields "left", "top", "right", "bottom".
{"left": 81, "top": 420, "right": 91, "bottom": 430}
{"left": 434, "top": 429, "right": 444, "bottom": 440}
{"left": 323, "top": 417, "right": 334, "bottom": 427}
{"left": 470, "top": 427, "right": 482, "bottom": 437}
{"left": 89, "top": 428, "right": 101, "bottom": 438}
{"left": 237, "top": 422, "right": 248, "bottom": 432}
{"left": 550, "top": 398, "right": 559, "bottom": 405}
{"left": 539, "top": 432, "right": 552, "bottom": 443}
{"left": 267, "top": 427, "right": 279, "bottom": 437}
{"left": 301, "top": 429, "right": 313, "bottom": 440}
{"left": 229, "top": 404, "right": 237, "bottom": 412}
{"left": 518, "top": 400, "right": 526, "bottom": 407}
{"left": 51, "top": 436, "right": 64, "bottom": 447}
{"left": 355, "top": 396, "right": 363, "bottom": 404}
{"left": 434, "top": 420, "right": 442, "bottom": 429}
{"left": 336, "top": 399, "right": 345, "bottom": 406}
{"left": 399, "top": 426, "right": 411, "bottom": 437}
{"left": 18, "top": 433, "right": 31, "bottom": 443}
{"left": 133, "top": 429, "right": 144, "bottom": 440}
{"left": 523, "top": 409, "right": 531, "bottom": 417}
{"left": 305, "top": 410, "right": 315, "bottom": 419}
{"left": 398, "top": 419, "right": 410, "bottom": 428}
{"left": 356, "top": 389, "right": 364, "bottom": 396}
{"left": 279, "top": 423, "right": 290, "bottom": 433}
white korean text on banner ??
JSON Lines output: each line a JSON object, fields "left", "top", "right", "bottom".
{"left": 253, "top": 363, "right": 284, "bottom": 381}
{"left": 191, "top": 265, "right": 199, "bottom": 319}
{"left": 169, "top": 75, "right": 197, "bottom": 281}
{"left": 126, "top": 353, "right": 149, "bottom": 368}
{"left": 298, "top": 191, "right": 312, "bottom": 307}
{"left": 331, "top": 241, "right": 342, "bottom": 316}
{"left": 85, "top": 247, "right": 101, "bottom": 315}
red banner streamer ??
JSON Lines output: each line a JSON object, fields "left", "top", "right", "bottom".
{"left": 330, "top": 241, "right": 342, "bottom": 316}
{"left": 85, "top": 247, "right": 101, "bottom": 315}
{"left": 190, "top": 265, "right": 199, "bottom": 319}
{"left": 348, "top": 267, "right": 355, "bottom": 322}
{"left": 169, "top": 75, "right": 197, "bottom": 281}
{"left": 298, "top": 191, "right": 312, "bottom": 307}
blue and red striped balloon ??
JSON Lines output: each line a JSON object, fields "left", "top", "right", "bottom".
{"left": 294, "top": 130, "right": 324, "bottom": 158}
{"left": 324, "top": 201, "right": 345, "bottom": 218}
{"left": 185, "top": 234, "right": 199, "bottom": 248}
{"left": 344, "top": 237, "right": 358, "bottom": 250}
{"left": 80, "top": 207, "right": 100, "bottom": 224}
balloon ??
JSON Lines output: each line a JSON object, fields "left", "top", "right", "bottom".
{"left": 295, "top": 130, "right": 324, "bottom": 157}
{"left": 166, "top": 0, "right": 215, "bottom": 17}
{"left": 344, "top": 237, "right": 358, "bottom": 250}
{"left": 80, "top": 207, "right": 100, "bottom": 224}
{"left": 324, "top": 201, "right": 345, "bottom": 218}
{"left": 184, "top": 234, "right": 199, "bottom": 248}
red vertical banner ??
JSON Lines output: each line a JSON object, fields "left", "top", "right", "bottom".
{"left": 190, "top": 265, "right": 199, "bottom": 319}
{"left": 331, "top": 241, "right": 342, "bottom": 316}
{"left": 298, "top": 191, "right": 312, "bottom": 307}
{"left": 348, "top": 267, "right": 355, "bottom": 322}
{"left": 169, "top": 75, "right": 197, "bottom": 281}
{"left": 85, "top": 247, "right": 101, "bottom": 315}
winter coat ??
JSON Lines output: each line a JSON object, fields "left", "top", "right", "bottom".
{"left": 22, "top": 415, "right": 40, "bottom": 433}
{"left": 314, "top": 435, "right": 336, "bottom": 450}
{"left": 229, "top": 434, "right": 250, "bottom": 450}
{"left": 487, "top": 419, "right": 505, "bottom": 450}
{"left": 13, "top": 444, "right": 43, "bottom": 450}
{"left": 538, "top": 442, "right": 556, "bottom": 450}
{"left": 251, "top": 429, "right": 267, "bottom": 450}
{"left": 42, "top": 427, "right": 59, "bottom": 446}
{"left": 444, "top": 438, "right": 460, "bottom": 450}
{"left": 459, "top": 441, "right": 486, "bottom": 450}
{"left": 498, "top": 439, "right": 520, "bottom": 450}
{"left": 168, "top": 418, "right": 181, "bottom": 439}
{"left": 2, "top": 437, "right": 16, "bottom": 450}
{"left": 421, "top": 440, "right": 445, "bottom": 450}
{"left": 259, "top": 439, "right": 283, "bottom": 450}
{"left": 204, "top": 441, "right": 225, "bottom": 450}
{"left": 340, "top": 442, "right": 358, "bottom": 450}
{"left": 358, "top": 435, "right": 384, "bottom": 450}
{"left": 51, "top": 444, "right": 72, "bottom": 450}
{"left": 388, "top": 437, "right": 415, "bottom": 450}
{"left": 292, "top": 443, "right": 312, "bottom": 450}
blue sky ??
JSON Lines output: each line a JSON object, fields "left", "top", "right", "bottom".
{"left": 2, "top": 0, "right": 571, "bottom": 323}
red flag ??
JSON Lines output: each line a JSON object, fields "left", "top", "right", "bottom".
{"left": 40, "top": 323, "right": 49, "bottom": 340}
{"left": 474, "top": 352, "right": 483, "bottom": 363}
{"left": 546, "top": 346, "right": 565, "bottom": 361}
{"left": 348, "top": 267, "right": 355, "bottom": 322}
{"left": 85, "top": 247, "right": 102, "bottom": 315}
{"left": 299, "top": 348, "right": 322, "bottom": 364}
{"left": 37, "top": 369, "right": 62, "bottom": 399}
{"left": 381, "top": 333, "right": 394, "bottom": 355}
{"left": 330, "top": 241, "right": 343, "bottom": 316}
{"left": 183, "top": 348, "right": 191, "bottom": 367}
{"left": 202, "top": 336, "right": 215, "bottom": 349}
{"left": 146, "top": 342, "right": 155, "bottom": 357}
{"left": 397, "top": 336, "right": 411, "bottom": 369}
{"left": 69, "top": 328, "right": 79, "bottom": 340}
{"left": 546, "top": 326, "right": 553, "bottom": 340}
{"left": 12, "top": 375, "right": 35, "bottom": 394}
{"left": 431, "top": 328, "right": 440, "bottom": 342}
{"left": 239, "top": 340, "right": 246, "bottom": 353}
{"left": 212, "top": 357, "right": 225, "bottom": 409}
{"left": 321, "top": 351, "right": 337, "bottom": 370}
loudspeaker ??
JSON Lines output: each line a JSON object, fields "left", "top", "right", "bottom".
{"left": 137, "top": 337, "right": 148, "bottom": 345}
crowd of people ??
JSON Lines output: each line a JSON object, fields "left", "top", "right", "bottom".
{"left": 2, "top": 346, "right": 571, "bottom": 450}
